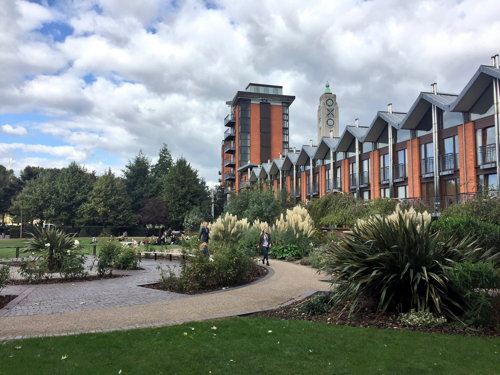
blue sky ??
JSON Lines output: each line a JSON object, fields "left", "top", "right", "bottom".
{"left": 1, "top": 0, "right": 500, "bottom": 185}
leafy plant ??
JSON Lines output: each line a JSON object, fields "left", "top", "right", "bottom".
{"left": 269, "top": 244, "right": 302, "bottom": 260}
{"left": 97, "top": 241, "right": 121, "bottom": 276}
{"left": 398, "top": 310, "right": 447, "bottom": 327}
{"left": 25, "top": 227, "right": 77, "bottom": 272}
{"left": 441, "top": 193, "right": 500, "bottom": 225}
{"left": 308, "top": 192, "right": 367, "bottom": 228}
{"left": 60, "top": 251, "right": 87, "bottom": 279}
{"left": 19, "top": 256, "right": 49, "bottom": 282}
{"left": 237, "top": 226, "right": 261, "bottom": 256}
{"left": 0, "top": 265, "right": 10, "bottom": 292}
{"left": 322, "top": 206, "right": 486, "bottom": 318}
{"left": 300, "top": 292, "right": 334, "bottom": 315}
{"left": 115, "top": 247, "right": 140, "bottom": 270}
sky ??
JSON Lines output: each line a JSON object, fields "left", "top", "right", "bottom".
{"left": 0, "top": 0, "right": 499, "bottom": 186}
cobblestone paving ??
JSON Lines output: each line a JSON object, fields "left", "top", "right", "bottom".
{"left": 0, "top": 259, "right": 186, "bottom": 317}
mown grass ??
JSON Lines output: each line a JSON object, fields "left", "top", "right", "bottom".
{"left": 0, "top": 317, "right": 498, "bottom": 375}
{"left": 0, "top": 237, "right": 180, "bottom": 259}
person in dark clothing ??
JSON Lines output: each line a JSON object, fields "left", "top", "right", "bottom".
{"left": 199, "top": 222, "right": 210, "bottom": 243}
{"left": 259, "top": 227, "right": 272, "bottom": 266}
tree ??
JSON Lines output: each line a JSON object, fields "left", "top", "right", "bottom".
{"left": 160, "top": 158, "right": 210, "bottom": 229}
{"left": 151, "top": 144, "right": 173, "bottom": 196}
{"left": 225, "top": 189, "right": 286, "bottom": 224}
{"left": 139, "top": 197, "right": 169, "bottom": 228}
{"left": 0, "top": 165, "right": 21, "bottom": 225}
{"left": 79, "top": 169, "right": 135, "bottom": 227}
{"left": 123, "top": 150, "right": 154, "bottom": 213}
{"left": 10, "top": 169, "right": 60, "bottom": 224}
{"left": 212, "top": 184, "right": 226, "bottom": 219}
{"left": 53, "top": 162, "right": 95, "bottom": 226}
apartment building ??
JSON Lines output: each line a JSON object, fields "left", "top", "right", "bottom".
{"left": 220, "top": 83, "right": 295, "bottom": 194}
{"left": 239, "top": 56, "right": 500, "bottom": 209}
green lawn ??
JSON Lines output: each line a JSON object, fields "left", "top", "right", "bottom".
{"left": 0, "top": 237, "right": 180, "bottom": 259}
{"left": 0, "top": 317, "right": 498, "bottom": 375}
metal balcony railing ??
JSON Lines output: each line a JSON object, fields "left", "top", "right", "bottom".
{"left": 380, "top": 166, "right": 389, "bottom": 182}
{"left": 439, "top": 153, "right": 457, "bottom": 172}
{"left": 224, "top": 172, "right": 235, "bottom": 180}
{"left": 349, "top": 174, "right": 357, "bottom": 188}
{"left": 224, "top": 156, "right": 235, "bottom": 167}
{"left": 239, "top": 181, "right": 250, "bottom": 189}
{"left": 478, "top": 144, "right": 497, "bottom": 165}
{"left": 307, "top": 184, "right": 319, "bottom": 195}
{"left": 224, "top": 141, "right": 235, "bottom": 154}
{"left": 224, "top": 114, "right": 235, "bottom": 127}
{"left": 421, "top": 157, "right": 434, "bottom": 175}
{"left": 360, "top": 171, "right": 369, "bottom": 186}
{"left": 223, "top": 127, "right": 235, "bottom": 140}
{"left": 394, "top": 163, "right": 407, "bottom": 179}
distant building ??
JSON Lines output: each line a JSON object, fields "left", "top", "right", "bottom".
{"left": 317, "top": 82, "right": 339, "bottom": 143}
{"left": 220, "top": 83, "right": 295, "bottom": 194}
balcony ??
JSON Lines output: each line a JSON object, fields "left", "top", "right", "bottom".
{"left": 478, "top": 144, "right": 497, "bottom": 169}
{"left": 421, "top": 157, "right": 434, "bottom": 176}
{"left": 439, "top": 153, "right": 457, "bottom": 175}
{"left": 394, "top": 163, "right": 407, "bottom": 181}
{"left": 224, "top": 114, "right": 235, "bottom": 127}
{"left": 224, "top": 172, "right": 235, "bottom": 181}
{"left": 349, "top": 174, "right": 357, "bottom": 188}
{"left": 224, "top": 156, "right": 235, "bottom": 167}
{"left": 224, "top": 141, "right": 235, "bottom": 154}
{"left": 359, "top": 171, "right": 369, "bottom": 186}
{"left": 239, "top": 180, "right": 251, "bottom": 189}
{"left": 224, "top": 127, "right": 235, "bottom": 140}
{"left": 380, "top": 166, "right": 390, "bottom": 183}
{"left": 224, "top": 186, "right": 233, "bottom": 194}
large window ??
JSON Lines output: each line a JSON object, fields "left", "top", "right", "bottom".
{"left": 380, "top": 153, "right": 389, "bottom": 182}
{"left": 478, "top": 173, "right": 498, "bottom": 192}
{"left": 395, "top": 149, "right": 407, "bottom": 179}
{"left": 420, "top": 142, "right": 434, "bottom": 174}
{"left": 326, "top": 165, "right": 332, "bottom": 191}
{"left": 238, "top": 100, "right": 250, "bottom": 165}
{"left": 282, "top": 104, "right": 289, "bottom": 152}
{"left": 476, "top": 127, "right": 496, "bottom": 165}
{"left": 396, "top": 185, "right": 408, "bottom": 198}
{"left": 336, "top": 166, "right": 341, "bottom": 190}
{"left": 361, "top": 159, "right": 369, "bottom": 185}
{"left": 441, "top": 135, "right": 458, "bottom": 171}
{"left": 349, "top": 161, "right": 357, "bottom": 187}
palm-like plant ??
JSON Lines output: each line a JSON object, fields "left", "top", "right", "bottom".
{"left": 322, "top": 207, "right": 487, "bottom": 318}
{"left": 25, "top": 227, "right": 77, "bottom": 272}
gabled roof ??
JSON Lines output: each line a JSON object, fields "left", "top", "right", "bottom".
{"left": 451, "top": 65, "right": 500, "bottom": 112}
{"left": 282, "top": 152, "right": 300, "bottom": 171}
{"left": 269, "top": 158, "right": 285, "bottom": 175}
{"left": 400, "top": 92, "right": 458, "bottom": 130}
{"left": 249, "top": 166, "right": 267, "bottom": 181}
{"left": 336, "top": 125, "right": 369, "bottom": 153}
{"left": 364, "top": 111, "right": 406, "bottom": 143}
{"left": 261, "top": 162, "right": 272, "bottom": 176}
{"left": 314, "top": 137, "right": 340, "bottom": 160}
{"left": 297, "top": 145, "right": 318, "bottom": 165}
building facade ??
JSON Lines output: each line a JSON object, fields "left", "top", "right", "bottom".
{"left": 234, "top": 56, "right": 500, "bottom": 210}
{"left": 221, "top": 83, "right": 295, "bottom": 194}
{"left": 317, "top": 82, "right": 340, "bottom": 143}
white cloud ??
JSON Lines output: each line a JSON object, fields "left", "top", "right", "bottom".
{"left": 1, "top": 0, "right": 500, "bottom": 181}
{"left": 1, "top": 124, "right": 28, "bottom": 136}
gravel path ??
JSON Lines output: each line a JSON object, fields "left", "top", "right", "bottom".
{"left": 0, "top": 260, "right": 330, "bottom": 340}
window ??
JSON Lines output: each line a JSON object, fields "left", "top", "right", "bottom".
{"left": 420, "top": 142, "right": 434, "bottom": 174}
{"left": 442, "top": 111, "right": 463, "bottom": 129}
{"left": 395, "top": 149, "right": 407, "bottom": 178}
{"left": 350, "top": 162, "right": 357, "bottom": 187}
{"left": 421, "top": 182, "right": 435, "bottom": 201}
{"left": 362, "top": 190, "right": 370, "bottom": 200}
{"left": 361, "top": 159, "right": 369, "bottom": 185}
{"left": 476, "top": 127, "right": 496, "bottom": 165}
{"left": 396, "top": 129, "right": 411, "bottom": 142}
{"left": 381, "top": 187, "right": 390, "bottom": 198}
{"left": 380, "top": 153, "right": 389, "bottom": 181}
{"left": 478, "top": 174, "right": 498, "bottom": 192}
{"left": 336, "top": 166, "right": 341, "bottom": 190}
{"left": 326, "top": 165, "right": 332, "bottom": 191}
{"left": 396, "top": 185, "right": 408, "bottom": 198}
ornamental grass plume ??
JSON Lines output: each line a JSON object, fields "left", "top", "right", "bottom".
{"left": 210, "top": 213, "right": 250, "bottom": 244}
{"left": 272, "top": 205, "right": 315, "bottom": 238}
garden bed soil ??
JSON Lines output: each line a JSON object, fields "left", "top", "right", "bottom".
{"left": 140, "top": 265, "right": 269, "bottom": 295}
{"left": 7, "top": 273, "right": 128, "bottom": 285}
{"left": 250, "top": 292, "right": 500, "bottom": 338}
{"left": 0, "top": 295, "right": 17, "bottom": 309}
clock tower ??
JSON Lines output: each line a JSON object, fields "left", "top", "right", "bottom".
{"left": 317, "top": 82, "right": 339, "bottom": 142}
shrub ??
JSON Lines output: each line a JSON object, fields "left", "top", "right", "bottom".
{"left": 300, "top": 292, "right": 334, "bottom": 315}
{"left": 300, "top": 247, "right": 326, "bottom": 269}
{"left": 441, "top": 194, "right": 500, "bottom": 225}
{"left": 97, "top": 241, "right": 121, "bottom": 276}
{"left": 398, "top": 310, "right": 447, "bottom": 327}
{"left": 19, "top": 256, "right": 49, "bottom": 282}
{"left": 183, "top": 207, "right": 205, "bottom": 232}
{"left": 322, "top": 206, "right": 485, "bottom": 318}
{"left": 448, "top": 262, "right": 499, "bottom": 327}
{"left": 0, "top": 265, "right": 10, "bottom": 292}
{"left": 25, "top": 227, "right": 77, "bottom": 272}
{"left": 115, "top": 247, "right": 140, "bottom": 270}
{"left": 269, "top": 244, "right": 302, "bottom": 260}
{"left": 308, "top": 193, "right": 367, "bottom": 228}
{"left": 210, "top": 213, "right": 250, "bottom": 246}
{"left": 368, "top": 198, "right": 398, "bottom": 217}
{"left": 237, "top": 226, "right": 261, "bottom": 256}
{"left": 225, "top": 189, "right": 288, "bottom": 224}
{"left": 431, "top": 217, "right": 500, "bottom": 260}
{"left": 60, "top": 251, "right": 87, "bottom": 279}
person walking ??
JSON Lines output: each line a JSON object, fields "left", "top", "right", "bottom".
{"left": 199, "top": 222, "right": 210, "bottom": 243}
{"left": 259, "top": 227, "right": 272, "bottom": 266}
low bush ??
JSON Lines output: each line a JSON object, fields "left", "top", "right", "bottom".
{"left": 114, "top": 247, "right": 140, "bottom": 270}
{"left": 299, "top": 247, "right": 326, "bottom": 269}
{"left": 448, "top": 262, "right": 499, "bottom": 327}
{"left": 237, "top": 226, "right": 261, "bottom": 257}
{"left": 19, "top": 256, "right": 49, "bottom": 283}
{"left": 60, "top": 251, "right": 87, "bottom": 279}
{"left": 97, "top": 241, "right": 121, "bottom": 276}
{"left": 308, "top": 192, "right": 367, "bottom": 228}
{"left": 0, "top": 265, "right": 10, "bottom": 292}
{"left": 300, "top": 292, "right": 334, "bottom": 315}
{"left": 269, "top": 244, "right": 302, "bottom": 260}
{"left": 431, "top": 217, "right": 500, "bottom": 259}
{"left": 440, "top": 194, "right": 500, "bottom": 225}
{"left": 398, "top": 310, "right": 447, "bottom": 327}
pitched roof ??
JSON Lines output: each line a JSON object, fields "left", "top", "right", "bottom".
{"left": 297, "top": 145, "right": 318, "bottom": 165}
{"left": 364, "top": 111, "right": 406, "bottom": 143}
{"left": 336, "top": 125, "right": 369, "bottom": 152}
{"left": 400, "top": 92, "right": 458, "bottom": 130}
{"left": 314, "top": 137, "right": 340, "bottom": 160}
{"left": 451, "top": 65, "right": 500, "bottom": 112}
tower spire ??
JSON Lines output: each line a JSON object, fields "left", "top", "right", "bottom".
{"left": 324, "top": 81, "right": 332, "bottom": 94}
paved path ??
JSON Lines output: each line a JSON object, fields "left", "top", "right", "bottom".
{"left": 0, "top": 260, "right": 330, "bottom": 340}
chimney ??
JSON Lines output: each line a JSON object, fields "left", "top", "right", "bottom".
{"left": 355, "top": 118, "right": 359, "bottom": 128}
{"left": 267, "top": 159, "right": 270, "bottom": 164}
{"left": 387, "top": 103, "right": 393, "bottom": 114}
{"left": 431, "top": 82, "right": 437, "bottom": 94}
{"left": 279, "top": 153, "right": 282, "bottom": 159}
{"left": 492, "top": 54, "right": 500, "bottom": 69}
{"left": 329, "top": 129, "right": 334, "bottom": 138}
{"left": 309, "top": 139, "right": 313, "bottom": 147}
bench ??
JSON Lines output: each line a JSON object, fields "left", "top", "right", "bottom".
{"left": 139, "top": 251, "right": 184, "bottom": 261}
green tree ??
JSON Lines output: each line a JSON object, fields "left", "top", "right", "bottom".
{"left": 151, "top": 144, "right": 174, "bottom": 195}
{"left": 139, "top": 197, "right": 169, "bottom": 229}
{"left": 123, "top": 150, "right": 154, "bottom": 213}
{"left": 0, "top": 165, "right": 21, "bottom": 225}
{"left": 212, "top": 184, "right": 226, "bottom": 219}
{"left": 10, "top": 169, "right": 60, "bottom": 224}
{"left": 54, "top": 163, "right": 95, "bottom": 226}
{"left": 79, "top": 169, "right": 135, "bottom": 227}
{"left": 225, "top": 189, "right": 285, "bottom": 224}
{"left": 160, "top": 158, "right": 210, "bottom": 229}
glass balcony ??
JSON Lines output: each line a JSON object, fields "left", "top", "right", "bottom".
{"left": 478, "top": 144, "right": 497, "bottom": 166}
{"left": 224, "top": 172, "right": 235, "bottom": 180}
{"left": 360, "top": 171, "right": 369, "bottom": 186}
{"left": 224, "top": 114, "right": 235, "bottom": 127}
{"left": 223, "top": 127, "right": 235, "bottom": 140}
{"left": 380, "top": 166, "right": 389, "bottom": 183}
{"left": 421, "top": 157, "right": 434, "bottom": 175}
{"left": 439, "top": 153, "right": 457, "bottom": 172}
{"left": 224, "top": 156, "right": 235, "bottom": 167}
{"left": 349, "top": 174, "right": 357, "bottom": 188}
{"left": 394, "top": 163, "right": 407, "bottom": 179}
{"left": 224, "top": 141, "right": 235, "bottom": 154}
